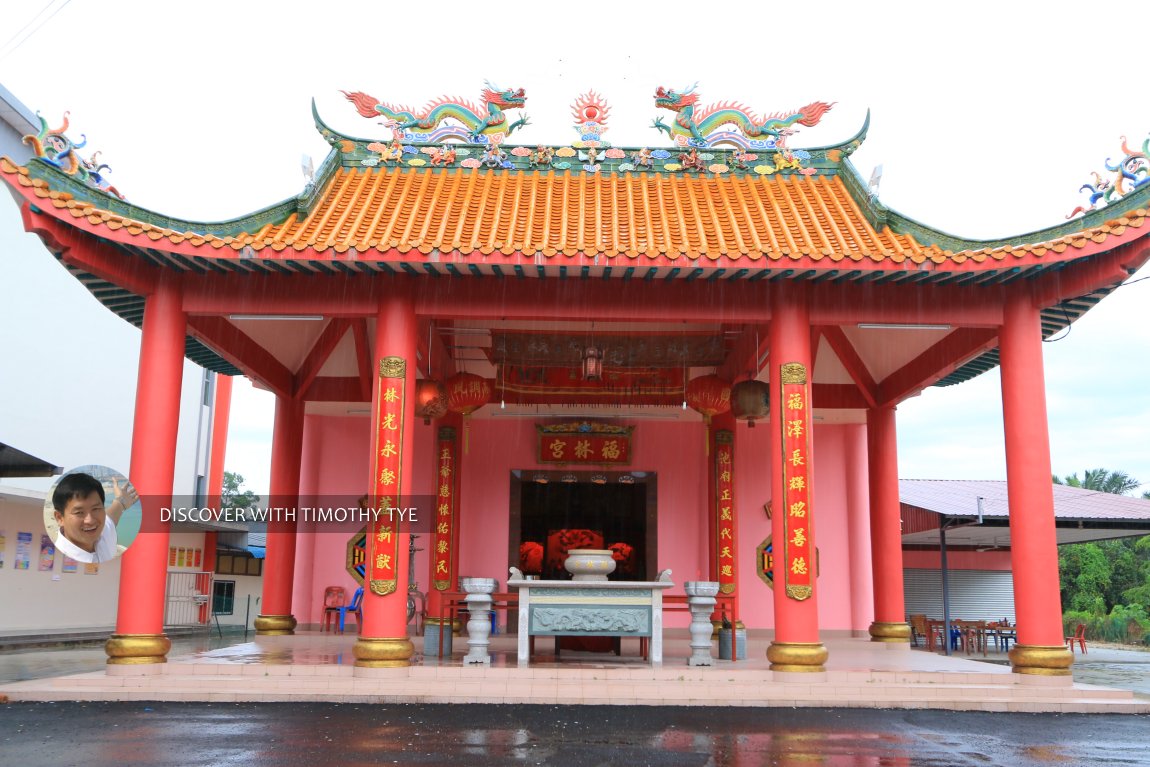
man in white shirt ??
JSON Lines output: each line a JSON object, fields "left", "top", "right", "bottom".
{"left": 51, "top": 472, "right": 135, "bottom": 564}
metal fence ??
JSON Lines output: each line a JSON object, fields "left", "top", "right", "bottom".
{"left": 164, "top": 571, "right": 213, "bottom": 627}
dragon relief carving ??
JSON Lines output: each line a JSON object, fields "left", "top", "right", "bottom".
{"left": 343, "top": 81, "right": 528, "bottom": 143}
{"left": 652, "top": 83, "right": 833, "bottom": 149}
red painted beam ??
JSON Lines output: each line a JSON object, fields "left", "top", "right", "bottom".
{"left": 177, "top": 271, "right": 1019, "bottom": 328}
{"left": 818, "top": 326, "right": 879, "bottom": 409}
{"left": 811, "top": 384, "right": 869, "bottom": 410}
{"left": 187, "top": 316, "right": 294, "bottom": 398}
{"left": 809, "top": 282, "right": 1004, "bottom": 327}
{"left": 876, "top": 328, "right": 999, "bottom": 408}
{"left": 294, "top": 318, "right": 352, "bottom": 400}
{"left": 305, "top": 377, "right": 366, "bottom": 403}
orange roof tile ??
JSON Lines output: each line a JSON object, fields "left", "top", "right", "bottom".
{"left": 3, "top": 157, "right": 1149, "bottom": 270}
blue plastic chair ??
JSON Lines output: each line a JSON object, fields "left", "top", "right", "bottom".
{"left": 338, "top": 587, "right": 364, "bottom": 633}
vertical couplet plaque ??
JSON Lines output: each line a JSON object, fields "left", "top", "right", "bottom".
{"left": 367, "top": 356, "right": 406, "bottom": 596}
{"left": 714, "top": 430, "right": 737, "bottom": 595}
{"left": 779, "top": 362, "right": 813, "bottom": 601}
{"left": 433, "top": 426, "right": 457, "bottom": 591}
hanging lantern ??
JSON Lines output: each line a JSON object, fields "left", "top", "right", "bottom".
{"left": 730, "top": 379, "right": 770, "bottom": 428}
{"left": 582, "top": 345, "right": 604, "bottom": 381}
{"left": 445, "top": 371, "right": 491, "bottom": 453}
{"left": 685, "top": 374, "right": 731, "bottom": 422}
{"left": 445, "top": 372, "right": 491, "bottom": 415}
{"left": 414, "top": 379, "right": 448, "bottom": 425}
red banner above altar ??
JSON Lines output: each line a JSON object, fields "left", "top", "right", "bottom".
{"left": 499, "top": 365, "right": 685, "bottom": 406}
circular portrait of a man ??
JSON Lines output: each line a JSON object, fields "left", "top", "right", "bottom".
{"left": 43, "top": 466, "right": 140, "bottom": 565}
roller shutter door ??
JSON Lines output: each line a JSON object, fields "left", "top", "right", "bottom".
{"left": 903, "top": 568, "right": 1016, "bottom": 623}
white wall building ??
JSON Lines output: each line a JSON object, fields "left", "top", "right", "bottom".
{"left": 0, "top": 83, "right": 226, "bottom": 633}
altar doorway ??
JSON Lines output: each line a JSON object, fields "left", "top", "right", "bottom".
{"left": 508, "top": 470, "right": 658, "bottom": 582}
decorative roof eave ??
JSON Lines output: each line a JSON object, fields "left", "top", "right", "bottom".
{"left": 0, "top": 155, "right": 320, "bottom": 240}
{"left": 839, "top": 152, "right": 1150, "bottom": 254}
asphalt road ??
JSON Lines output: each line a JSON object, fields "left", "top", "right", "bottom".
{"left": 2, "top": 702, "right": 1148, "bottom": 767}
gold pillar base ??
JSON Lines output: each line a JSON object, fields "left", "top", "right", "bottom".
{"left": 1009, "top": 644, "right": 1074, "bottom": 676}
{"left": 254, "top": 614, "right": 298, "bottom": 635}
{"left": 354, "top": 636, "right": 415, "bottom": 668}
{"left": 105, "top": 633, "right": 172, "bottom": 665}
{"left": 868, "top": 621, "right": 911, "bottom": 643}
{"left": 767, "top": 641, "right": 828, "bottom": 672}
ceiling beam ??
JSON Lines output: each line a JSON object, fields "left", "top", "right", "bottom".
{"left": 186, "top": 316, "right": 293, "bottom": 399}
{"left": 294, "top": 318, "right": 352, "bottom": 400}
{"left": 818, "top": 326, "right": 879, "bottom": 409}
{"left": 876, "top": 328, "right": 999, "bottom": 408}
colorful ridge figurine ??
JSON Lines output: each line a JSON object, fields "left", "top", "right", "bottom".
{"left": 1067, "top": 134, "right": 1150, "bottom": 218}
{"left": 23, "top": 112, "right": 123, "bottom": 198}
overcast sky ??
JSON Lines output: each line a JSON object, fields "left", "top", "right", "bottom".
{"left": 2, "top": 0, "right": 1147, "bottom": 497}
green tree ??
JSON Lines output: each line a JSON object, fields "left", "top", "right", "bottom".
{"left": 221, "top": 471, "right": 260, "bottom": 511}
{"left": 1059, "top": 543, "right": 1110, "bottom": 614}
{"left": 1055, "top": 469, "right": 1150, "bottom": 623}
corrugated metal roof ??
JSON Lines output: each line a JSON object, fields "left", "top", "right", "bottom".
{"left": 899, "top": 478, "right": 1150, "bottom": 522}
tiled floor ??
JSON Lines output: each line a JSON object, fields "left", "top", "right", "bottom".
{"left": 2, "top": 630, "right": 1146, "bottom": 713}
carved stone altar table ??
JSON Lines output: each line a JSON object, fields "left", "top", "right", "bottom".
{"left": 508, "top": 574, "right": 674, "bottom": 666}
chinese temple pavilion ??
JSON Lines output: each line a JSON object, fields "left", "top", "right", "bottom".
{"left": 4, "top": 84, "right": 1149, "bottom": 681}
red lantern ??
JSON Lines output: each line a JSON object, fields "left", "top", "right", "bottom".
{"left": 446, "top": 372, "right": 491, "bottom": 453}
{"left": 685, "top": 374, "right": 731, "bottom": 422}
{"left": 414, "top": 379, "right": 447, "bottom": 425}
{"left": 445, "top": 372, "right": 491, "bottom": 415}
{"left": 730, "top": 379, "right": 770, "bottom": 427}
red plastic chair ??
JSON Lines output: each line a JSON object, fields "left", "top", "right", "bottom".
{"left": 1065, "top": 623, "right": 1088, "bottom": 654}
{"left": 322, "top": 586, "right": 346, "bottom": 632}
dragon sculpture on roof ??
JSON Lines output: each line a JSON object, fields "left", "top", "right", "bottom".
{"left": 343, "top": 81, "right": 528, "bottom": 143}
{"left": 652, "top": 84, "right": 833, "bottom": 149}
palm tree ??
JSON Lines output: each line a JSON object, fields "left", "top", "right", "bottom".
{"left": 1054, "top": 469, "right": 1142, "bottom": 496}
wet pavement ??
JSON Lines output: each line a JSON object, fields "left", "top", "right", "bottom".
{"left": 1, "top": 701, "right": 1149, "bottom": 766}
{"left": 0, "top": 634, "right": 237, "bottom": 685}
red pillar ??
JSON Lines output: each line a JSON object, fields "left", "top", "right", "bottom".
{"left": 200, "top": 374, "right": 233, "bottom": 608}
{"left": 106, "top": 272, "right": 184, "bottom": 668}
{"left": 866, "top": 406, "right": 910, "bottom": 643}
{"left": 254, "top": 395, "right": 304, "bottom": 634}
{"left": 766, "top": 283, "right": 827, "bottom": 673}
{"left": 207, "top": 374, "right": 234, "bottom": 507}
{"left": 844, "top": 424, "right": 874, "bottom": 634}
{"left": 355, "top": 289, "right": 418, "bottom": 668}
{"left": 1000, "top": 289, "right": 1073, "bottom": 677}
